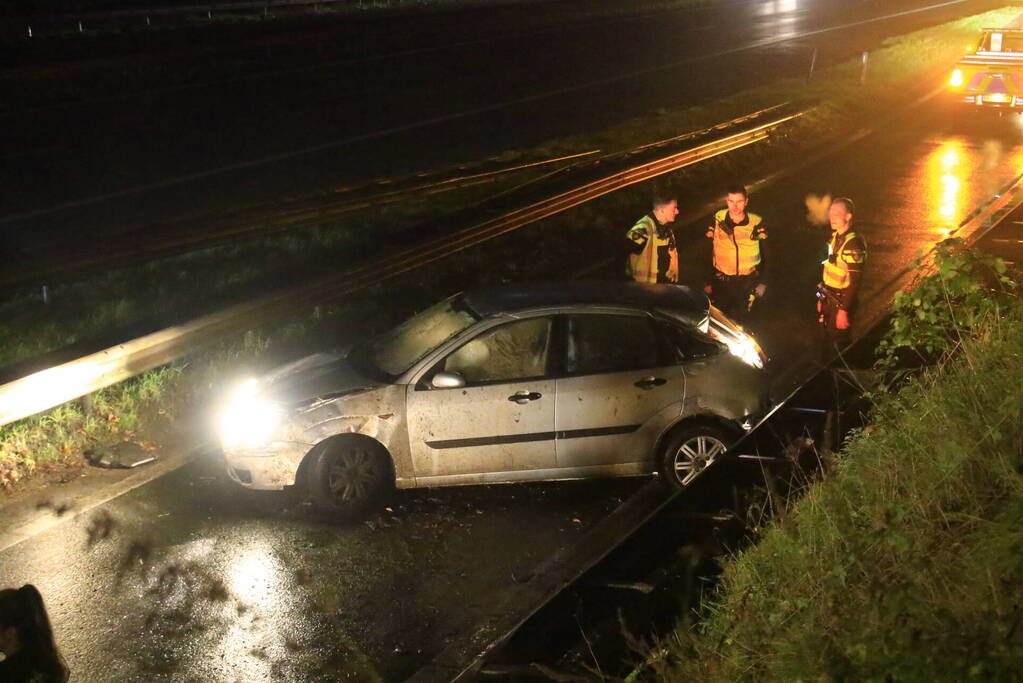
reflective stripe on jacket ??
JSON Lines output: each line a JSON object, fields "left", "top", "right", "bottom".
{"left": 822, "top": 230, "right": 866, "bottom": 289}
{"left": 626, "top": 214, "right": 678, "bottom": 283}
{"left": 710, "top": 210, "right": 764, "bottom": 276}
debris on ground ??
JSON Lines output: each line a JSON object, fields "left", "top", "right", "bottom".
{"left": 85, "top": 442, "right": 158, "bottom": 469}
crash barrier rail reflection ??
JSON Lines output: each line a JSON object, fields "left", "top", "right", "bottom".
{"left": 0, "top": 105, "right": 804, "bottom": 429}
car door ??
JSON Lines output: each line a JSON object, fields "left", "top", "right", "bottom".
{"left": 553, "top": 313, "right": 683, "bottom": 471}
{"left": 405, "top": 316, "right": 557, "bottom": 482}
{"left": 658, "top": 319, "right": 753, "bottom": 418}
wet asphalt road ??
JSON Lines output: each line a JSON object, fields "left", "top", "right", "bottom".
{"left": 1, "top": 101, "right": 1022, "bottom": 681}
{"left": 0, "top": 451, "right": 641, "bottom": 681}
{"left": 0, "top": 0, "right": 1001, "bottom": 252}
{"left": 675, "top": 103, "right": 1023, "bottom": 392}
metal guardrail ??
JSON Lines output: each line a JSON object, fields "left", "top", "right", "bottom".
{"left": 0, "top": 105, "right": 803, "bottom": 429}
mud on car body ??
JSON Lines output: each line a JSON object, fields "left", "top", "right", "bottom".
{"left": 217, "top": 282, "right": 769, "bottom": 518}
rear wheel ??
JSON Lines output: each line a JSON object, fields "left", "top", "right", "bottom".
{"left": 659, "top": 424, "right": 735, "bottom": 490}
{"left": 309, "top": 440, "right": 393, "bottom": 520}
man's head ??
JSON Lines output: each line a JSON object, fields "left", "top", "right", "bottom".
{"left": 652, "top": 195, "right": 679, "bottom": 224}
{"left": 829, "top": 197, "right": 855, "bottom": 233}
{"left": 725, "top": 184, "right": 749, "bottom": 219}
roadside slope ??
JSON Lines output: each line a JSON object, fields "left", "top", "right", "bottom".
{"left": 659, "top": 301, "right": 1023, "bottom": 680}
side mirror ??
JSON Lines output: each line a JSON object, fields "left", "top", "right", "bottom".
{"left": 431, "top": 371, "right": 466, "bottom": 389}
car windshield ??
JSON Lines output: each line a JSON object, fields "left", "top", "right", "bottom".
{"left": 360, "top": 295, "right": 479, "bottom": 377}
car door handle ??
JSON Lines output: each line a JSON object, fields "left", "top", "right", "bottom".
{"left": 508, "top": 391, "right": 542, "bottom": 404}
{"left": 634, "top": 376, "right": 667, "bottom": 389}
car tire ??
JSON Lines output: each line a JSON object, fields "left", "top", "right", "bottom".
{"left": 659, "top": 424, "right": 736, "bottom": 491}
{"left": 309, "top": 440, "right": 393, "bottom": 520}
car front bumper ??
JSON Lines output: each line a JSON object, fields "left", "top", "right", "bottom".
{"left": 223, "top": 442, "right": 310, "bottom": 491}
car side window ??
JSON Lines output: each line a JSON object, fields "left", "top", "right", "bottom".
{"left": 438, "top": 317, "right": 552, "bottom": 385}
{"left": 658, "top": 322, "right": 722, "bottom": 361}
{"left": 564, "top": 314, "right": 672, "bottom": 376}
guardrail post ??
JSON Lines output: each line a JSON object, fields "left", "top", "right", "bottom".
{"left": 807, "top": 47, "right": 818, "bottom": 82}
{"left": 27, "top": 25, "right": 32, "bottom": 38}
{"left": 860, "top": 51, "right": 869, "bottom": 85}
{"left": 146, "top": 16, "right": 151, "bottom": 26}
{"left": 77, "top": 20, "right": 83, "bottom": 33}
{"left": 41, "top": 285, "right": 49, "bottom": 305}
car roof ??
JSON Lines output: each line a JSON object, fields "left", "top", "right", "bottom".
{"left": 462, "top": 281, "right": 709, "bottom": 326}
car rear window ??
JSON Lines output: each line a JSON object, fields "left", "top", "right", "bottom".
{"left": 657, "top": 321, "right": 722, "bottom": 361}
{"left": 564, "top": 314, "right": 673, "bottom": 375}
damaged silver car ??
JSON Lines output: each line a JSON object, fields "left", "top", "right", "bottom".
{"left": 218, "top": 282, "right": 768, "bottom": 517}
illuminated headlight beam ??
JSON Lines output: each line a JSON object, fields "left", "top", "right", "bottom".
{"left": 218, "top": 379, "right": 284, "bottom": 449}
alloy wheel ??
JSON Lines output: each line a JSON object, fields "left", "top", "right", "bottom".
{"left": 672, "top": 435, "right": 727, "bottom": 487}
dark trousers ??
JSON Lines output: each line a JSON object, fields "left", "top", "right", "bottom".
{"left": 818, "top": 287, "right": 852, "bottom": 361}
{"left": 712, "top": 270, "right": 758, "bottom": 323}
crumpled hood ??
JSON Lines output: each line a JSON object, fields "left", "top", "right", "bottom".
{"left": 260, "top": 352, "right": 382, "bottom": 405}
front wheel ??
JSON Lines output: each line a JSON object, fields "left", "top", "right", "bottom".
{"left": 309, "top": 441, "right": 393, "bottom": 520}
{"left": 660, "top": 425, "right": 735, "bottom": 490}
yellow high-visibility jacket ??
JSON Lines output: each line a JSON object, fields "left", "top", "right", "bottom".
{"left": 822, "top": 230, "right": 867, "bottom": 290}
{"left": 626, "top": 214, "right": 678, "bottom": 283}
{"left": 709, "top": 210, "right": 765, "bottom": 277}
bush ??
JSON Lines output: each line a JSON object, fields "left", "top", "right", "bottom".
{"left": 653, "top": 300, "right": 1023, "bottom": 681}
{"left": 875, "top": 238, "right": 1018, "bottom": 387}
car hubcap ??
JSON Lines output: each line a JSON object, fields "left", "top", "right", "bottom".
{"left": 673, "top": 435, "right": 726, "bottom": 486}
{"left": 328, "top": 449, "right": 376, "bottom": 502}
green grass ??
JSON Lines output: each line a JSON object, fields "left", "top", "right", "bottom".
{"left": 2, "top": 5, "right": 1019, "bottom": 485}
{"left": 0, "top": 365, "right": 182, "bottom": 486}
{"left": 0, "top": 289, "right": 402, "bottom": 488}
{"left": 644, "top": 300, "right": 1023, "bottom": 680}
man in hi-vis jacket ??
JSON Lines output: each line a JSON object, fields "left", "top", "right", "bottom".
{"left": 818, "top": 196, "right": 867, "bottom": 352}
{"left": 625, "top": 195, "right": 680, "bottom": 284}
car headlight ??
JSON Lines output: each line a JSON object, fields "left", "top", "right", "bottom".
{"left": 218, "top": 378, "right": 283, "bottom": 449}
{"left": 708, "top": 323, "right": 766, "bottom": 369}
{"left": 730, "top": 332, "right": 766, "bottom": 369}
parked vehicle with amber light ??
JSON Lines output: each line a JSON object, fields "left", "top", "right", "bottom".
{"left": 948, "top": 28, "right": 1023, "bottom": 110}
{"left": 217, "top": 282, "right": 769, "bottom": 518}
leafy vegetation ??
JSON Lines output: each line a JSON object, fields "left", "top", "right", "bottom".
{"left": 646, "top": 259, "right": 1023, "bottom": 680}
{"left": 875, "top": 238, "right": 1019, "bottom": 386}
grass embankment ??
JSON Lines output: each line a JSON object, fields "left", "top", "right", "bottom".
{"left": 1, "top": 6, "right": 1018, "bottom": 488}
{"left": 647, "top": 250, "right": 1023, "bottom": 680}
